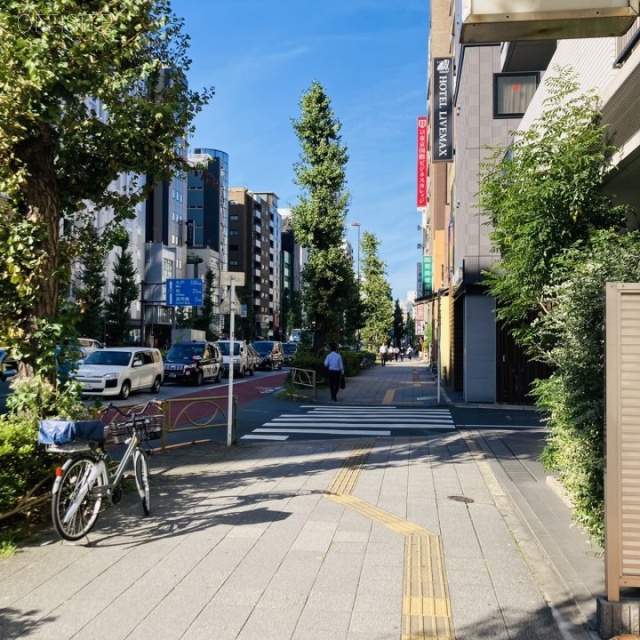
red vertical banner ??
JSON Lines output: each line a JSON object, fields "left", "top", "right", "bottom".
{"left": 417, "top": 116, "right": 428, "bottom": 208}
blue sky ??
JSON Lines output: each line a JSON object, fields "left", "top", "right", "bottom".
{"left": 173, "top": 0, "right": 430, "bottom": 301}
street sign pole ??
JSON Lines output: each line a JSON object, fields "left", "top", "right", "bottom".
{"left": 227, "top": 276, "right": 237, "bottom": 446}
{"left": 221, "top": 272, "right": 245, "bottom": 447}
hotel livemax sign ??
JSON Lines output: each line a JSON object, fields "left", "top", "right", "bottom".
{"left": 433, "top": 57, "right": 453, "bottom": 162}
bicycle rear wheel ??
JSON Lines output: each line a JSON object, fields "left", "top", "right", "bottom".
{"left": 51, "top": 456, "right": 104, "bottom": 541}
{"left": 134, "top": 449, "right": 150, "bottom": 516}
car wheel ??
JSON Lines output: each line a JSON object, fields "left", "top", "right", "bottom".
{"left": 150, "top": 376, "right": 161, "bottom": 394}
{"left": 119, "top": 381, "right": 131, "bottom": 400}
{"left": 195, "top": 370, "right": 204, "bottom": 386}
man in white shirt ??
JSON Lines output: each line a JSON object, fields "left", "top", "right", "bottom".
{"left": 379, "top": 343, "right": 387, "bottom": 366}
{"left": 324, "top": 342, "right": 344, "bottom": 401}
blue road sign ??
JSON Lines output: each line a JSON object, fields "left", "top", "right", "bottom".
{"left": 166, "top": 279, "right": 204, "bottom": 306}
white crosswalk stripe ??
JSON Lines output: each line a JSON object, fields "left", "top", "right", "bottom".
{"left": 241, "top": 406, "right": 455, "bottom": 441}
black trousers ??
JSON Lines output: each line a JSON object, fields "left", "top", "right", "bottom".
{"left": 328, "top": 370, "right": 341, "bottom": 399}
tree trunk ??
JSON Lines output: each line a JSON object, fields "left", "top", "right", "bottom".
{"left": 22, "top": 124, "right": 62, "bottom": 325}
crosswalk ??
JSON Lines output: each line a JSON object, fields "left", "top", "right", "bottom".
{"left": 241, "top": 405, "right": 455, "bottom": 441}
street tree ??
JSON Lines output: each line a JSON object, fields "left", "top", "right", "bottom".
{"left": 479, "top": 67, "right": 628, "bottom": 353}
{"left": 73, "top": 225, "right": 107, "bottom": 342}
{"left": 104, "top": 237, "right": 139, "bottom": 346}
{"left": 393, "top": 300, "right": 405, "bottom": 348}
{"left": 359, "top": 231, "right": 393, "bottom": 350}
{"left": 0, "top": 1, "right": 213, "bottom": 372}
{"left": 291, "top": 80, "right": 356, "bottom": 353}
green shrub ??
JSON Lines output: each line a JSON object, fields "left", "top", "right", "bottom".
{"left": 0, "top": 376, "right": 95, "bottom": 520}
{"left": 533, "top": 230, "right": 640, "bottom": 547}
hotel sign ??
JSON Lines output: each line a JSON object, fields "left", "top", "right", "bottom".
{"left": 417, "top": 116, "right": 428, "bottom": 207}
{"left": 433, "top": 58, "right": 453, "bottom": 162}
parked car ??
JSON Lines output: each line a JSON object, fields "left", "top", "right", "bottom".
{"left": 163, "top": 341, "right": 223, "bottom": 385}
{"left": 216, "top": 340, "right": 250, "bottom": 377}
{"left": 252, "top": 340, "right": 284, "bottom": 371}
{"left": 288, "top": 328, "right": 302, "bottom": 343}
{"left": 282, "top": 342, "right": 298, "bottom": 366}
{"left": 0, "top": 348, "right": 18, "bottom": 383}
{"left": 246, "top": 344, "right": 259, "bottom": 376}
{"left": 76, "top": 337, "right": 105, "bottom": 352}
{"left": 73, "top": 347, "right": 164, "bottom": 399}
{"left": 56, "top": 344, "right": 90, "bottom": 384}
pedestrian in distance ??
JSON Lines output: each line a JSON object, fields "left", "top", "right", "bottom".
{"left": 406, "top": 345, "right": 413, "bottom": 360}
{"left": 324, "top": 342, "right": 344, "bottom": 402}
{"left": 379, "top": 343, "right": 387, "bottom": 366}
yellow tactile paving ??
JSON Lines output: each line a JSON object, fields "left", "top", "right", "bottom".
{"left": 325, "top": 442, "right": 456, "bottom": 639}
{"left": 383, "top": 388, "right": 396, "bottom": 404}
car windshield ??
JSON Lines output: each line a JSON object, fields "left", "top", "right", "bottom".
{"left": 83, "top": 351, "right": 132, "bottom": 367}
{"left": 217, "top": 342, "right": 240, "bottom": 356}
{"left": 252, "top": 342, "right": 273, "bottom": 356}
{"left": 166, "top": 344, "right": 202, "bottom": 361}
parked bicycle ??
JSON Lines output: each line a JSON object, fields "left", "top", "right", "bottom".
{"left": 39, "top": 400, "right": 163, "bottom": 541}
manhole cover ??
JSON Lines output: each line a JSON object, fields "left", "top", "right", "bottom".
{"left": 448, "top": 495, "right": 475, "bottom": 504}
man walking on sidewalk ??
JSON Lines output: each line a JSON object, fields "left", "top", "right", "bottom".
{"left": 324, "top": 342, "right": 344, "bottom": 401}
{"left": 379, "top": 343, "right": 387, "bottom": 366}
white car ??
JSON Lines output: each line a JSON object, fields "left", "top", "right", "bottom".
{"left": 74, "top": 347, "right": 164, "bottom": 400}
{"left": 216, "top": 340, "right": 250, "bottom": 377}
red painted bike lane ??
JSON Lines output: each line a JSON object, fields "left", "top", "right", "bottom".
{"left": 160, "top": 371, "right": 288, "bottom": 436}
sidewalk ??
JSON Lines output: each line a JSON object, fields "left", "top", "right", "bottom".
{"left": 0, "top": 360, "right": 605, "bottom": 639}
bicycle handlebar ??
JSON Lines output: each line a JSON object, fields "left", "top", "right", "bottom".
{"left": 102, "top": 399, "right": 162, "bottom": 417}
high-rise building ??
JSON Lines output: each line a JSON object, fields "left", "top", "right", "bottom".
{"left": 229, "top": 188, "right": 282, "bottom": 339}
{"left": 186, "top": 148, "right": 230, "bottom": 335}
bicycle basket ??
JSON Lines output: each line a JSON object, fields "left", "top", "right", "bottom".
{"left": 108, "top": 415, "right": 163, "bottom": 444}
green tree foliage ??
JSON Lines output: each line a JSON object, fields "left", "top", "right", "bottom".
{"left": 73, "top": 224, "right": 106, "bottom": 341}
{"left": 291, "top": 81, "right": 357, "bottom": 353}
{"left": 0, "top": 1, "right": 212, "bottom": 370}
{"left": 479, "top": 68, "right": 627, "bottom": 351}
{"left": 533, "top": 231, "right": 640, "bottom": 546}
{"left": 392, "top": 300, "right": 405, "bottom": 348}
{"left": 189, "top": 269, "right": 218, "bottom": 340}
{"left": 104, "top": 237, "right": 139, "bottom": 345}
{"left": 359, "top": 231, "right": 393, "bottom": 350}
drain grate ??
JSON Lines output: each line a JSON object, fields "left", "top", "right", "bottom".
{"left": 448, "top": 495, "right": 474, "bottom": 504}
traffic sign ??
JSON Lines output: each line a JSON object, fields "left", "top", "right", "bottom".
{"left": 221, "top": 271, "right": 246, "bottom": 287}
{"left": 166, "top": 279, "right": 204, "bottom": 306}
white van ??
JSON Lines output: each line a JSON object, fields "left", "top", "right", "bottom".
{"left": 216, "top": 340, "right": 250, "bottom": 377}
{"left": 74, "top": 347, "right": 164, "bottom": 400}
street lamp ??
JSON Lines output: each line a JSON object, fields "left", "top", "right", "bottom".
{"left": 350, "top": 222, "right": 361, "bottom": 282}
{"left": 351, "top": 222, "right": 361, "bottom": 347}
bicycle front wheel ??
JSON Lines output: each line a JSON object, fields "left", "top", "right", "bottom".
{"left": 51, "top": 456, "right": 104, "bottom": 541}
{"left": 134, "top": 449, "right": 150, "bottom": 516}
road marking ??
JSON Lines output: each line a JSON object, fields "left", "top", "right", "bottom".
{"left": 240, "top": 434, "right": 289, "bottom": 441}
{"left": 325, "top": 441, "right": 456, "bottom": 639}
{"left": 383, "top": 389, "right": 395, "bottom": 404}
{"left": 255, "top": 427, "right": 392, "bottom": 436}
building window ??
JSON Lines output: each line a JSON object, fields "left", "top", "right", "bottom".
{"left": 493, "top": 73, "right": 538, "bottom": 118}
{"left": 229, "top": 229, "right": 239, "bottom": 236}
{"left": 163, "top": 258, "right": 174, "bottom": 279}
